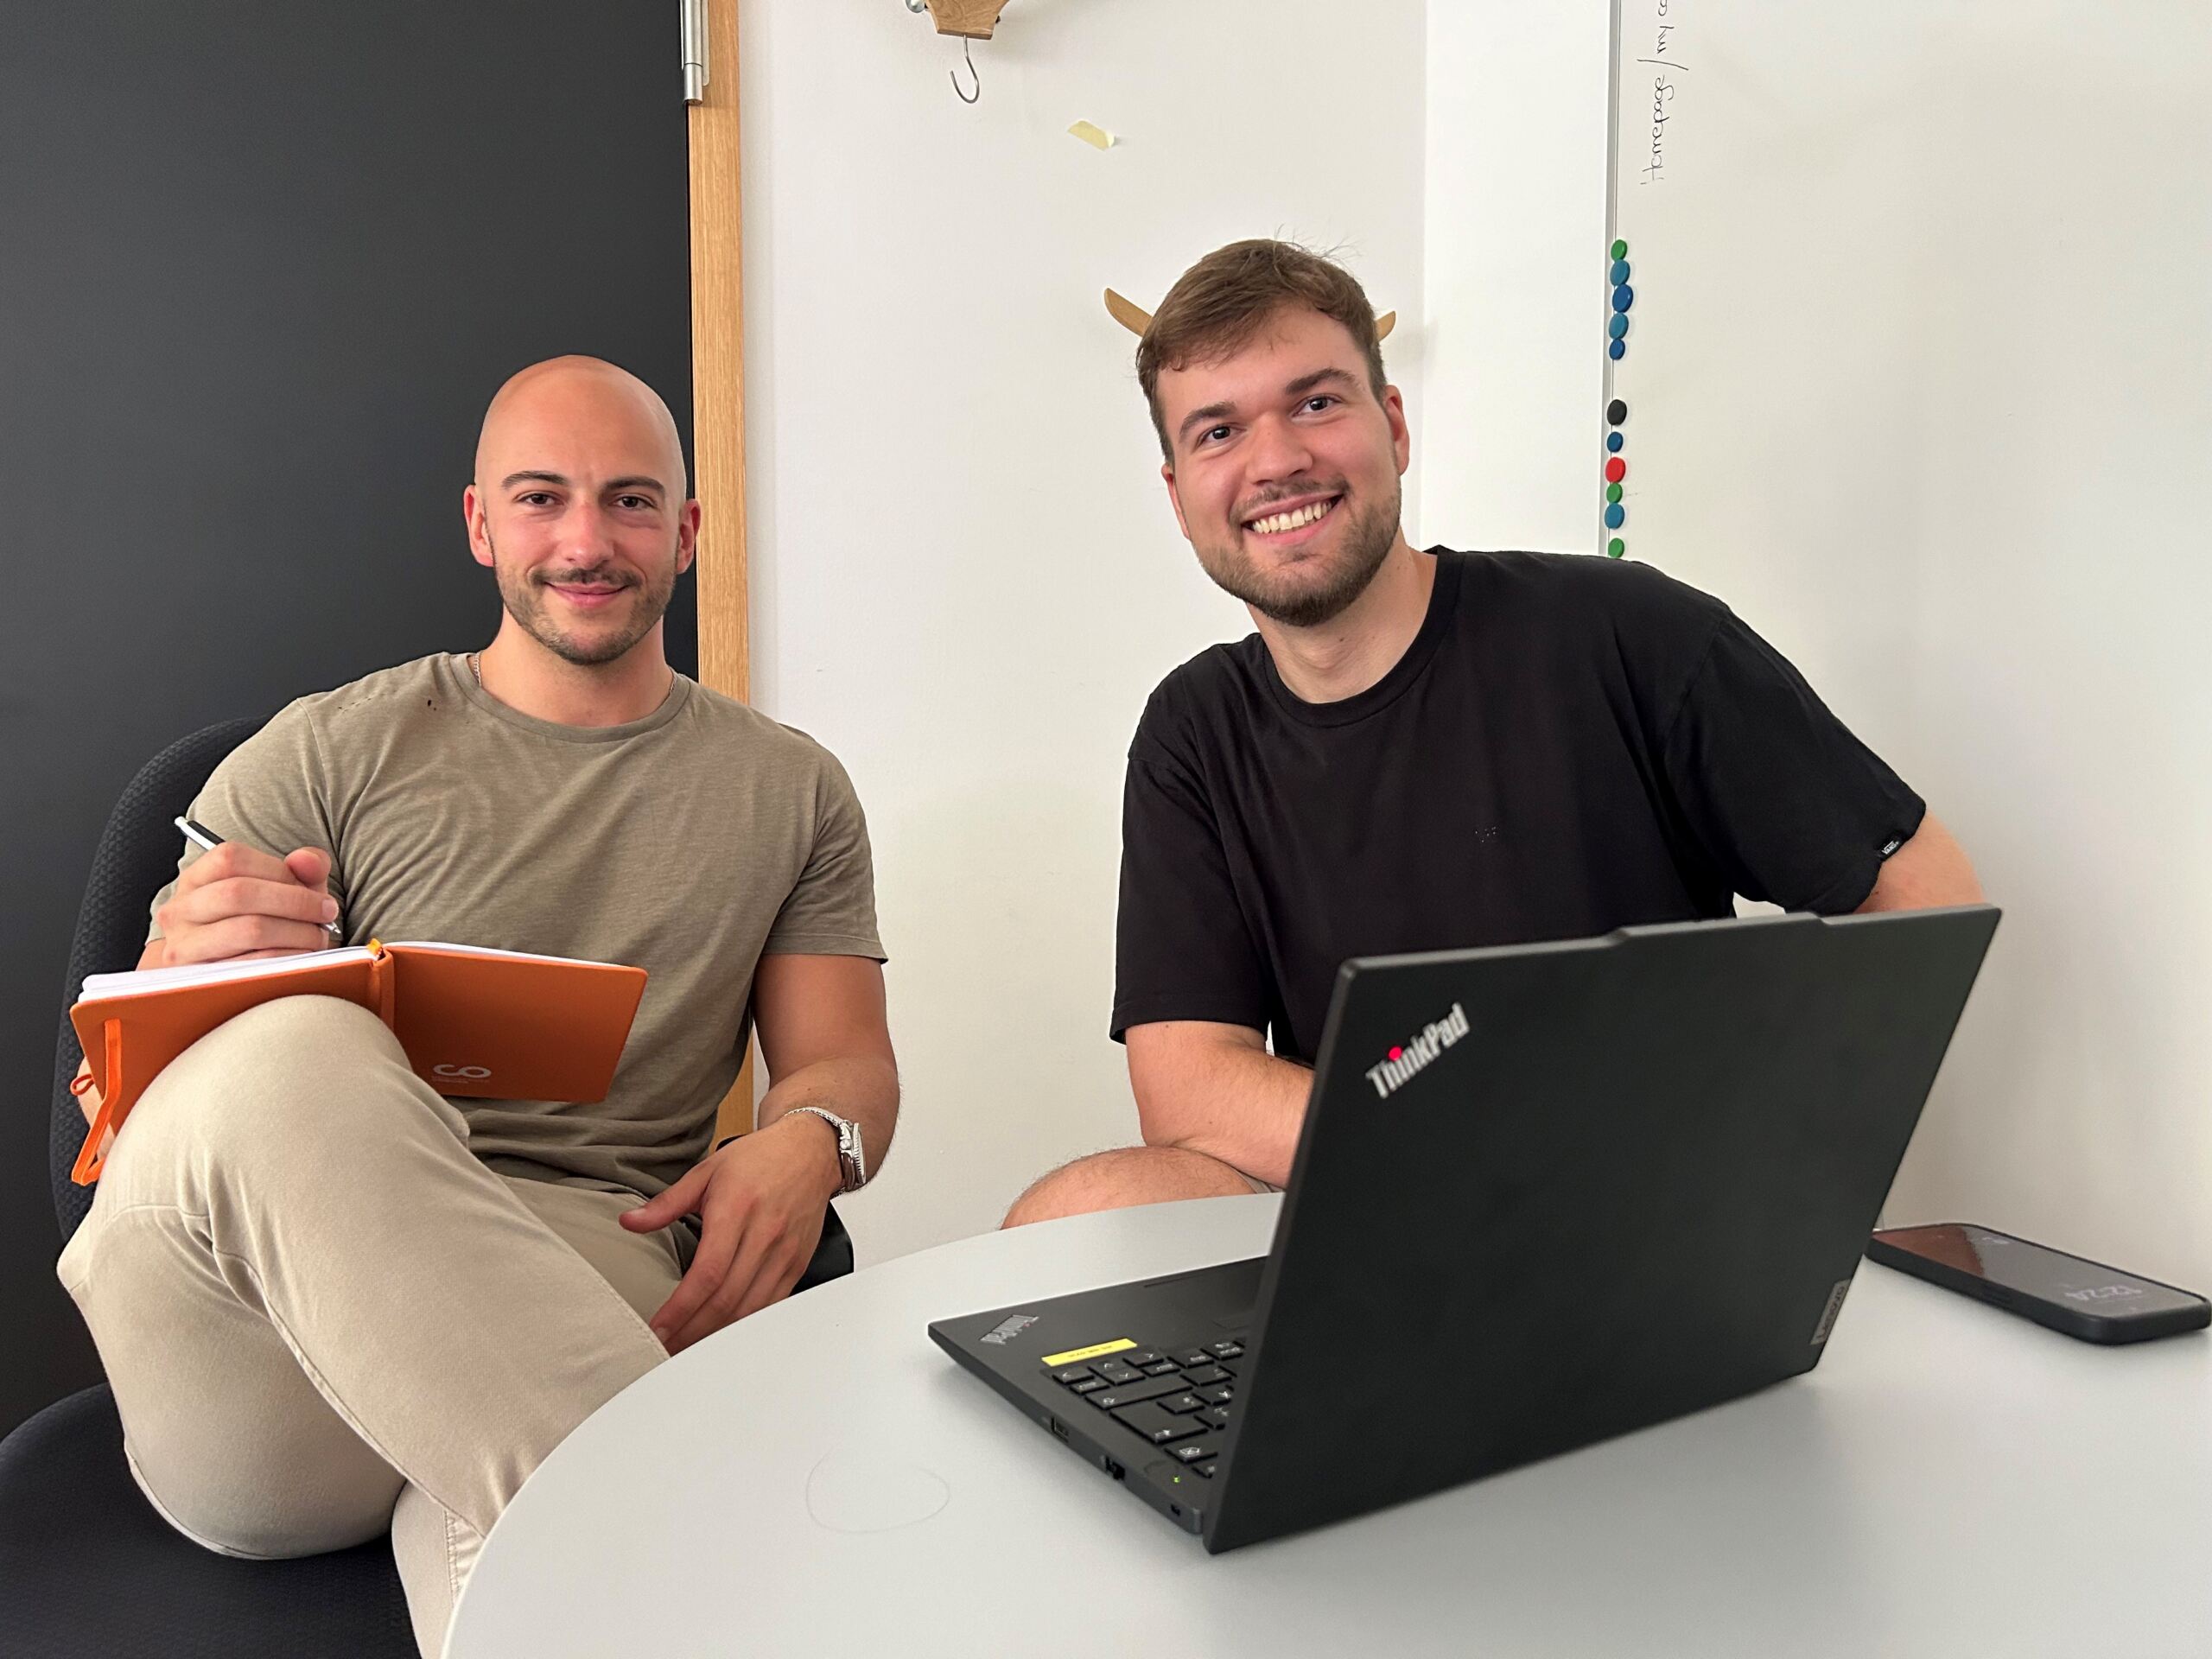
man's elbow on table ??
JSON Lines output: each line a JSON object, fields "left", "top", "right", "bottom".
{"left": 1857, "top": 812, "right": 1985, "bottom": 913}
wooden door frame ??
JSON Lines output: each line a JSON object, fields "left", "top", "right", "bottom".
{"left": 689, "top": 0, "right": 757, "bottom": 1140}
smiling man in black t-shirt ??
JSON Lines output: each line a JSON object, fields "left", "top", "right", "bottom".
{"left": 1002, "top": 239, "right": 1984, "bottom": 1225}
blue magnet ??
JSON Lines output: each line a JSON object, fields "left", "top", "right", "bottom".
{"left": 1606, "top": 431, "right": 1624, "bottom": 453}
{"left": 1608, "top": 339, "right": 1626, "bottom": 360}
{"left": 1604, "top": 503, "right": 1625, "bottom": 529}
{"left": 1607, "top": 313, "right": 1629, "bottom": 339}
{"left": 1612, "top": 284, "right": 1634, "bottom": 312}
{"left": 1610, "top": 259, "right": 1630, "bottom": 285}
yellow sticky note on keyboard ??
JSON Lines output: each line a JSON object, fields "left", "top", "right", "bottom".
{"left": 1040, "top": 1338, "right": 1135, "bottom": 1367}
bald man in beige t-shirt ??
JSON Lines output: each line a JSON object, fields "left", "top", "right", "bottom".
{"left": 61, "top": 357, "right": 899, "bottom": 1656}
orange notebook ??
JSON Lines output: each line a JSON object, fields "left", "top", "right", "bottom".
{"left": 68, "top": 939, "right": 648, "bottom": 1185}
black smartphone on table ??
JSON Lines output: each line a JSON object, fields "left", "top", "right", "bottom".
{"left": 1868, "top": 1223, "right": 2211, "bottom": 1344}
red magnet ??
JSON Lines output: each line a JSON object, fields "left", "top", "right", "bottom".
{"left": 1605, "top": 457, "right": 1626, "bottom": 483}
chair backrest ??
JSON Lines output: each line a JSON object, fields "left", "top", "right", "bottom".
{"left": 50, "top": 718, "right": 262, "bottom": 1241}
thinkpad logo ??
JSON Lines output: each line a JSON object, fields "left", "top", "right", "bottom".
{"left": 980, "top": 1314, "right": 1039, "bottom": 1346}
{"left": 1366, "top": 1002, "right": 1471, "bottom": 1099}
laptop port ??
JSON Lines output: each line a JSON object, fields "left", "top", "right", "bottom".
{"left": 1102, "top": 1456, "right": 1126, "bottom": 1481}
{"left": 1046, "top": 1416, "right": 1069, "bottom": 1441}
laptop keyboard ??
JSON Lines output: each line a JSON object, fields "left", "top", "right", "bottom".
{"left": 1049, "top": 1340, "right": 1243, "bottom": 1479}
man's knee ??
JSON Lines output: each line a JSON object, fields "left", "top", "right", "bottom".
{"left": 1002, "top": 1146, "right": 1258, "bottom": 1229}
{"left": 107, "top": 993, "right": 434, "bottom": 1177}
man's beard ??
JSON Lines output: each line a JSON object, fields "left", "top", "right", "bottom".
{"left": 1192, "top": 481, "right": 1399, "bottom": 629}
{"left": 488, "top": 534, "right": 677, "bottom": 667}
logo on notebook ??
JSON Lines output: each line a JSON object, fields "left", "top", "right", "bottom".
{"left": 432, "top": 1064, "right": 493, "bottom": 1080}
{"left": 1365, "top": 1002, "right": 1471, "bottom": 1100}
{"left": 980, "top": 1314, "right": 1039, "bottom": 1346}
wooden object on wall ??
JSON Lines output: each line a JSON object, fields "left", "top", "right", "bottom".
{"left": 924, "top": 0, "right": 1014, "bottom": 40}
{"left": 689, "top": 0, "right": 758, "bottom": 1141}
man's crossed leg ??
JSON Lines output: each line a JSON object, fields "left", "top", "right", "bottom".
{"left": 59, "top": 995, "right": 678, "bottom": 1657}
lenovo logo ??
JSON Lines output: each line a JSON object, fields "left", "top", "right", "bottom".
{"left": 1365, "top": 1002, "right": 1471, "bottom": 1099}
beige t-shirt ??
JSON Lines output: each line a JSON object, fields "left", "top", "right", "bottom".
{"left": 150, "top": 654, "right": 884, "bottom": 1198}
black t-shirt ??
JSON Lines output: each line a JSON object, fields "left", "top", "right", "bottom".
{"left": 1112, "top": 548, "right": 1926, "bottom": 1063}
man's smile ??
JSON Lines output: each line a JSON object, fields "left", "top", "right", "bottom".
{"left": 544, "top": 577, "right": 632, "bottom": 610}
{"left": 1241, "top": 492, "right": 1343, "bottom": 546}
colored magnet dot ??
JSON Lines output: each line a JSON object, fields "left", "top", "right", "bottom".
{"left": 1608, "top": 339, "right": 1626, "bottom": 359}
{"left": 1605, "top": 456, "right": 1627, "bottom": 482}
{"left": 1610, "top": 259, "right": 1630, "bottom": 285}
{"left": 1604, "top": 503, "right": 1625, "bottom": 529}
{"left": 1611, "top": 238, "right": 1628, "bottom": 259}
{"left": 1606, "top": 399, "right": 1627, "bottom": 424}
{"left": 1606, "top": 482, "right": 1623, "bottom": 503}
{"left": 1612, "top": 284, "right": 1634, "bottom": 312}
{"left": 1606, "top": 431, "right": 1624, "bottom": 453}
{"left": 1607, "top": 537, "right": 1625, "bottom": 558}
{"left": 1607, "top": 314, "right": 1629, "bottom": 340}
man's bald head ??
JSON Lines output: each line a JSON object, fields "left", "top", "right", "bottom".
{"left": 463, "top": 355, "right": 697, "bottom": 672}
{"left": 474, "top": 355, "right": 688, "bottom": 498}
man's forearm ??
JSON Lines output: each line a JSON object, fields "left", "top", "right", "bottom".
{"left": 756, "top": 1055, "right": 899, "bottom": 1188}
{"left": 1137, "top": 1042, "right": 1312, "bottom": 1190}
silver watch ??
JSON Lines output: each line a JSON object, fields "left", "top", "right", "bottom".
{"left": 785, "top": 1105, "right": 867, "bottom": 1192}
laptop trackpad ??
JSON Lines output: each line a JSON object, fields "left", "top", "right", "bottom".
{"left": 1138, "top": 1255, "right": 1264, "bottom": 1334}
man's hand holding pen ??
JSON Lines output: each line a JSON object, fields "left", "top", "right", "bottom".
{"left": 151, "top": 828, "right": 341, "bottom": 968}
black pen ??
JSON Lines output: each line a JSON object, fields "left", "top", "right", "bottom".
{"left": 173, "top": 816, "right": 344, "bottom": 940}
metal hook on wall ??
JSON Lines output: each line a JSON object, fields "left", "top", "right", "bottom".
{"left": 950, "top": 36, "right": 980, "bottom": 103}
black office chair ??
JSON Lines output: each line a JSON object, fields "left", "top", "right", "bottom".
{"left": 0, "top": 716, "right": 852, "bottom": 1657}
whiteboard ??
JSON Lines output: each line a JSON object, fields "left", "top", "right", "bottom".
{"left": 1605, "top": 2, "right": 2212, "bottom": 1285}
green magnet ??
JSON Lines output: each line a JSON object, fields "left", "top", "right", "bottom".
{"left": 1607, "top": 538, "right": 1625, "bottom": 558}
{"left": 1606, "top": 482, "right": 1624, "bottom": 503}
{"left": 1611, "top": 238, "right": 1627, "bottom": 259}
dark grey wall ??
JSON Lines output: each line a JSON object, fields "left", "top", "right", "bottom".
{"left": 0, "top": 4, "right": 693, "bottom": 1434}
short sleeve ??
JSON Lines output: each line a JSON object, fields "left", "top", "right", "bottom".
{"left": 147, "top": 703, "right": 340, "bottom": 944}
{"left": 1661, "top": 611, "right": 1926, "bottom": 913}
{"left": 761, "top": 753, "right": 886, "bottom": 960}
{"left": 1110, "top": 741, "right": 1270, "bottom": 1042}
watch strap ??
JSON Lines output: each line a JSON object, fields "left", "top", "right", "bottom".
{"left": 785, "top": 1104, "right": 866, "bottom": 1192}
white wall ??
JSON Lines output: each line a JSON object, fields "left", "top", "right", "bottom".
{"left": 1421, "top": 5, "right": 1611, "bottom": 550}
{"left": 738, "top": 0, "right": 1427, "bottom": 1264}
{"left": 1604, "top": 0, "right": 2212, "bottom": 1287}
{"left": 744, "top": 2, "right": 2210, "bottom": 1293}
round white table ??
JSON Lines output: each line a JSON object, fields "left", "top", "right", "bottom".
{"left": 448, "top": 1196, "right": 2212, "bottom": 1657}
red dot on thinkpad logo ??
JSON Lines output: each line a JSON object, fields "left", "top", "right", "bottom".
{"left": 1389, "top": 1046, "right": 1403, "bottom": 1061}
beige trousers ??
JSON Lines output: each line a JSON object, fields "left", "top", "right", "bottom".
{"left": 57, "top": 995, "right": 682, "bottom": 1658}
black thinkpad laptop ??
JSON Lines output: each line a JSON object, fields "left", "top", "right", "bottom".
{"left": 931, "top": 906, "right": 1999, "bottom": 1552}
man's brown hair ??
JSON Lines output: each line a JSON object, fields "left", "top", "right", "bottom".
{"left": 1135, "top": 239, "right": 1389, "bottom": 462}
